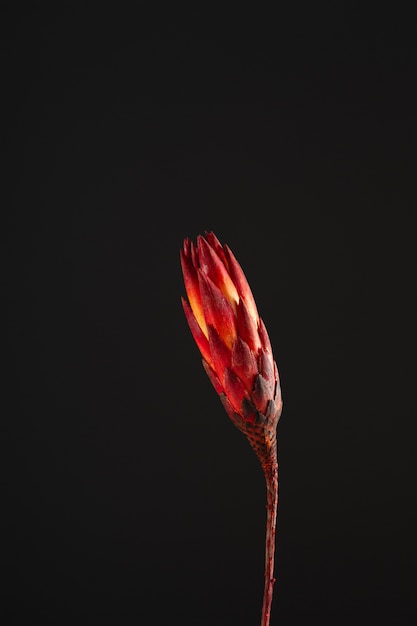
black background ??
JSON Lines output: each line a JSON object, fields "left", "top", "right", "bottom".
{"left": 4, "top": 4, "right": 415, "bottom": 625}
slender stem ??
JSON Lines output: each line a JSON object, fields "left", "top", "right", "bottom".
{"left": 260, "top": 452, "right": 278, "bottom": 626}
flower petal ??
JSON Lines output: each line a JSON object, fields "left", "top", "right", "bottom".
{"left": 198, "top": 270, "right": 237, "bottom": 349}
{"left": 181, "top": 297, "right": 212, "bottom": 366}
{"left": 223, "top": 367, "right": 249, "bottom": 414}
{"left": 180, "top": 247, "right": 207, "bottom": 337}
{"left": 197, "top": 235, "right": 239, "bottom": 310}
{"left": 265, "top": 399, "right": 277, "bottom": 420}
{"left": 224, "top": 244, "right": 259, "bottom": 322}
{"left": 204, "top": 231, "right": 228, "bottom": 267}
{"left": 231, "top": 337, "right": 258, "bottom": 390}
{"left": 207, "top": 324, "right": 232, "bottom": 381}
{"left": 251, "top": 373, "right": 273, "bottom": 414}
{"left": 190, "top": 238, "right": 198, "bottom": 268}
{"left": 183, "top": 237, "right": 191, "bottom": 256}
{"left": 236, "top": 298, "right": 261, "bottom": 354}
{"left": 258, "top": 317, "right": 273, "bottom": 355}
{"left": 258, "top": 349, "right": 275, "bottom": 384}
{"left": 241, "top": 397, "right": 257, "bottom": 422}
{"left": 273, "top": 360, "right": 283, "bottom": 412}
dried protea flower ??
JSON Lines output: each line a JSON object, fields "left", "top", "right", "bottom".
{"left": 180, "top": 231, "right": 283, "bottom": 626}
{"left": 180, "top": 231, "right": 282, "bottom": 465}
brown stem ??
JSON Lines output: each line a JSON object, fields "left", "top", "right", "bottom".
{"left": 244, "top": 423, "right": 279, "bottom": 626}
{"left": 260, "top": 457, "right": 278, "bottom": 626}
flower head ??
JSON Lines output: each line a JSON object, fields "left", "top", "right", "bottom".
{"left": 181, "top": 232, "right": 282, "bottom": 438}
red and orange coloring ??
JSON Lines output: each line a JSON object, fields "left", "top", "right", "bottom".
{"left": 180, "top": 231, "right": 283, "bottom": 626}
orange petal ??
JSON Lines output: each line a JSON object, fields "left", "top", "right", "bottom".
{"left": 181, "top": 297, "right": 212, "bottom": 366}
{"left": 198, "top": 271, "right": 237, "bottom": 349}
{"left": 204, "top": 231, "right": 228, "bottom": 267}
{"left": 236, "top": 298, "right": 261, "bottom": 354}
{"left": 224, "top": 244, "right": 259, "bottom": 322}
{"left": 197, "top": 236, "right": 239, "bottom": 310}
{"left": 180, "top": 247, "right": 207, "bottom": 337}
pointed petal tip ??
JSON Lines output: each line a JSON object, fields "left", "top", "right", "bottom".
{"left": 198, "top": 270, "right": 237, "bottom": 349}
{"left": 251, "top": 373, "right": 274, "bottom": 414}
{"left": 205, "top": 231, "right": 227, "bottom": 265}
{"left": 197, "top": 236, "right": 239, "bottom": 308}
{"left": 241, "top": 397, "right": 257, "bottom": 422}
{"left": 207, "top": 324, "right": 232, "bottom": 381}
{"left": 223, "top": 367, "right": 249, "bottom": 415}
{"left": 223, "top": 244, "right": 259, "bottom": 321}
{"left": 236, "top": 297, "right": 261, "bottom": 354}
{"left": 182, "top": 238, "right": 193, "bottom": 258}
{"left": 231, "top": 337, "right": 257, "bottom": 389}
{"left": 258, "top": 349, "right": 274, "bottom": 383}
{"left": 205, "top": 230, "right": 222, "bottom": 247}
{"left": 181, "top": 297, "right": 211, "bottom": 364}
{"left": 258, "top": 317, "right": 273, "bottom": 355}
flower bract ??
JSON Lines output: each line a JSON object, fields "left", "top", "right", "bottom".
{"left": 181, "top": 232, "right": 282, "bottom": 435}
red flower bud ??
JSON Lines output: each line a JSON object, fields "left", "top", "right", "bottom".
{"left": 180, "top": 232, "right": 282, "bottom": 436}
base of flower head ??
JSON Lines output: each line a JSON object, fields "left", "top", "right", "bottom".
{"left": 219, "top": 391, "right": 281, "bottom": 468}
{"left": 244, "top": 422, "right": 278, "bottom": 471}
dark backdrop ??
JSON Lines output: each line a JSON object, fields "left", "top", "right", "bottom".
{"left": 4, "top": 5, "right": 415, "bottom": 625}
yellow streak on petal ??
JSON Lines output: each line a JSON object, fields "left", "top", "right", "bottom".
{"left": 188, "top": 292, "right": 208, "bottom": 338}
{"left": 242, "top": 294, "right": 258, "bottom": 327}
{"left": 181, "top": 246, "right": 208, "bottom": 339}
{"left": 220, "top": 273, "right": 240, "bottom": 314}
